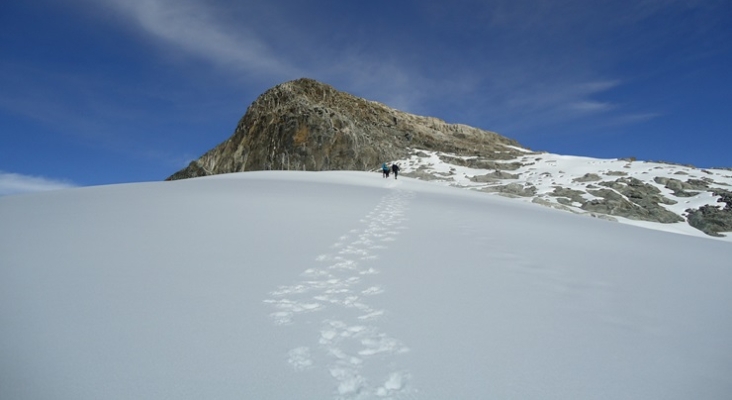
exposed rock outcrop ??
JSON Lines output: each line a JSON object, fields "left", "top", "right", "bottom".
{"left": 686, "top": 190, "right": 732, "bottom": 237}
{"left": 654, "top": 177, "right": 700, "bottom": 197}
{"left": 573, "top": 173, "right": 601, "bottom": 183}
{"left": 470, "top": 171, "right": 520, "bottom": 183}
{"left": 598, "top": 178, "right": 677, "bottom": 206}
{"left": 582, "top": 193, "right": 682, "bottom": 223}
{"left": 438, "top": 155, "right": 523, "bottom": 170}
{"left": 479, "top": 183, "right": 537, "bottom": 197}
{"left": 549, "top": 187, "right": 587, "bottom": 204}
{"left": 167, "top": 78, "right": 524, "bottom": 180}
{"left": 581, "top": 178, "right": 683, "bottom": 223}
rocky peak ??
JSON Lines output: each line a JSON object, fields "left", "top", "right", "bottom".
{"left": 167, "top": 78, "right": 524, "bottom": 180}
{"left": 164, "top": 78, "right": 732, "bottom": 239}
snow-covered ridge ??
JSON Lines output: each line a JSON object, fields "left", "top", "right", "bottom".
{"left": 389, "top": 147, "right": 732, "bottom": 241}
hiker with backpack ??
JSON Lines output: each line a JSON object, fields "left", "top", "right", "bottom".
{"left": 391, "top": 163, "right": 400, "bottom": 179}
{"left": 382, "top": 163, "right": 390, "bottom": 178}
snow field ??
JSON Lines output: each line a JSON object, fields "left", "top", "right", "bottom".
{"left": 1, "top": 171, "right": 731, "bottom": 399}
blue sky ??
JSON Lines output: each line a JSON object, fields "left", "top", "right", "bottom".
{"left": 1, "top": 0, "right": 731, "bottom": 194}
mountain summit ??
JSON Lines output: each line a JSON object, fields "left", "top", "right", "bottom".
{"left": 167, "top": 78, "right": 523, "bottom": 180}
{"left": 168, "top": 78, "right": 732, "bottom": 238}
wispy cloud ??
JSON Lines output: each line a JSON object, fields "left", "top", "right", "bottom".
{"left": 502, "top": 79, "right": 621, "bottom": 114}
{"left": 91, "top": 0, "right": 433, "bottom": 111}
{"left": 607, "top": 112, "right": 662, "bottom": 126}
{"left": 452, "top": 76, "right": 627, "bottom": 134}
{"left": 89, "top": 0, "right": 628, "bottom": 127}
{"left": 0, "top": 171, "right": 75, "bottom": 196}
{"left": 568, "top": 101, "right": 615, "bottom": 113}
{"left": 79, "top": 0, "right": 705, "bottom": 139}
{"left": 100, "top": 0, "right": 302, "bottom": 79}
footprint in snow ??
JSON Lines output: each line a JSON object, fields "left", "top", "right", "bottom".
{"left": 263, "top": 189, "right": 416, "bottom": 398}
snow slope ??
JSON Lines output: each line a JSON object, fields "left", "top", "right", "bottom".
{"left": 1, "top": 171, "right": 731, "bottom": 399}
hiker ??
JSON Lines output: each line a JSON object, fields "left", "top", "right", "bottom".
{"left": 382, "top": 163, "right": 390, "bottom": 178}
{"left": 391, "top": 163, "right": 400, "bottom": 179}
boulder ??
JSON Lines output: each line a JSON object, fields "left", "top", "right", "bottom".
{"left": 402, "top": 170, "right": 447, "bottom": 181}
{"left": 549, "top": 186, "right": 587, "bottom": 204}
{"left": 686, "top": 179, "right": 711, "bottom": 190}
{"left": 480, "top": 183, "right": 537, "bottom": 197}
{"left": 573, "top": 173, "right": 602, "bottom": 183}
{"left": 470, "top": 171, "right": 520, "bottom": 182}
{"left": 687, "top": 189, "right": 732, "bottom": 236}
{"left": 438, "top": 155, "right": 523, "bottom": 171}
{"left": 584, "top": 187, "right": 683, "bottom": 223}
{"left": 599, "top": 177, "right": 677, "bottom": 205}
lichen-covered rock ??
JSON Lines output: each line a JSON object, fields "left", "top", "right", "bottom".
{"left": 587, "top": 188, "right": 625, "bottom": 201}
{"left": 573, "top": 173, "right": 601, "bottom": 183}
{"left": 686, "top": 206, "right": 732, "bottom": 237}
{"left": 167, "top": 78, "right": 525, "bottom": 180}
{"left": 438, "top": 155, "right": 522, "bottom": 171}
{"left": 581, "top": 198, "right": 682, "bottom": 223}
{"left": 584, "top": 185, "right": 683, "bottom": 223}
{"left": 653, "top": 177, "right": 700, "bottom": 197}
{"left": 686, "top": 179, "right": 711, "bottom": 190}
{"left": 671, "top": 190, "right": 700, "bottom": 198}
{"left": 549, "top": 187, "right": 587, "bottom": 204}
{"left": 470, "top": 171, "right": 520, "bottom": 182}
{"left": 599, "top": 177, "right": 677, "bottom": 205}
{"left": 556, "top": 198, "right": 574, "bottom": 206}
{"left": 532, "top": 197, "right": 578, "bottom": 213}
{"left": 686, "top": 190, "right": 732, "bottom": 236}
{"left": 402, "top": 170, "right": 448, "bottom": 181}
{"left": 469, "top": 174, "right": 499, "bottom": 183}
{"left": 480, "top": 183, "right": 537, "bottom": 197}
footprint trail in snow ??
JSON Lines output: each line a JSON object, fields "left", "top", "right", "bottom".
{"left": 264, "top": 187, "right": 415, "bottom": 399}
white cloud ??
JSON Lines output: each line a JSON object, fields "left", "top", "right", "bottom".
{"left": 568, "top": 101, "right": 615, "bottom": 113}
{"left": 0, "top": 172, "right": 75, "bottom": 196}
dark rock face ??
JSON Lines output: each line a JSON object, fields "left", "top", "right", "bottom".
{"left": 599, "top": 178, "right": 677, "bottom": 206}
{"left": 573, "top": 173, "right": 601, "bottom": 183}
{"left": 581, "top": 198, "right": 683, "bottom": 223}
{"left": 480, "top": 183, "right": 537, "bottom": 197}
{"left": 470, "top": 171, "right": 520, "bottom": 183}
{"left": 549, "top": 187, "right": 587, "bottom": 204}
{"left": 167, "top": 78, "right": 524, "bottom": 180}
{"left": 686, "top": 179, "right": 711, "bottom": 191}
{"left": 686, "top": 190, "right": 732, "bottom": 236}
{"left": 401, "top": 170, "right": 445, "bottom": 181}
{"left": 583, "top": 179, "right": 684, "bottom": 223}
{"left": 653, "top": 177, "right": 700, "bottom": 197}
{"left": 438, "top": 155, "right": 523, "bottom": 170}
